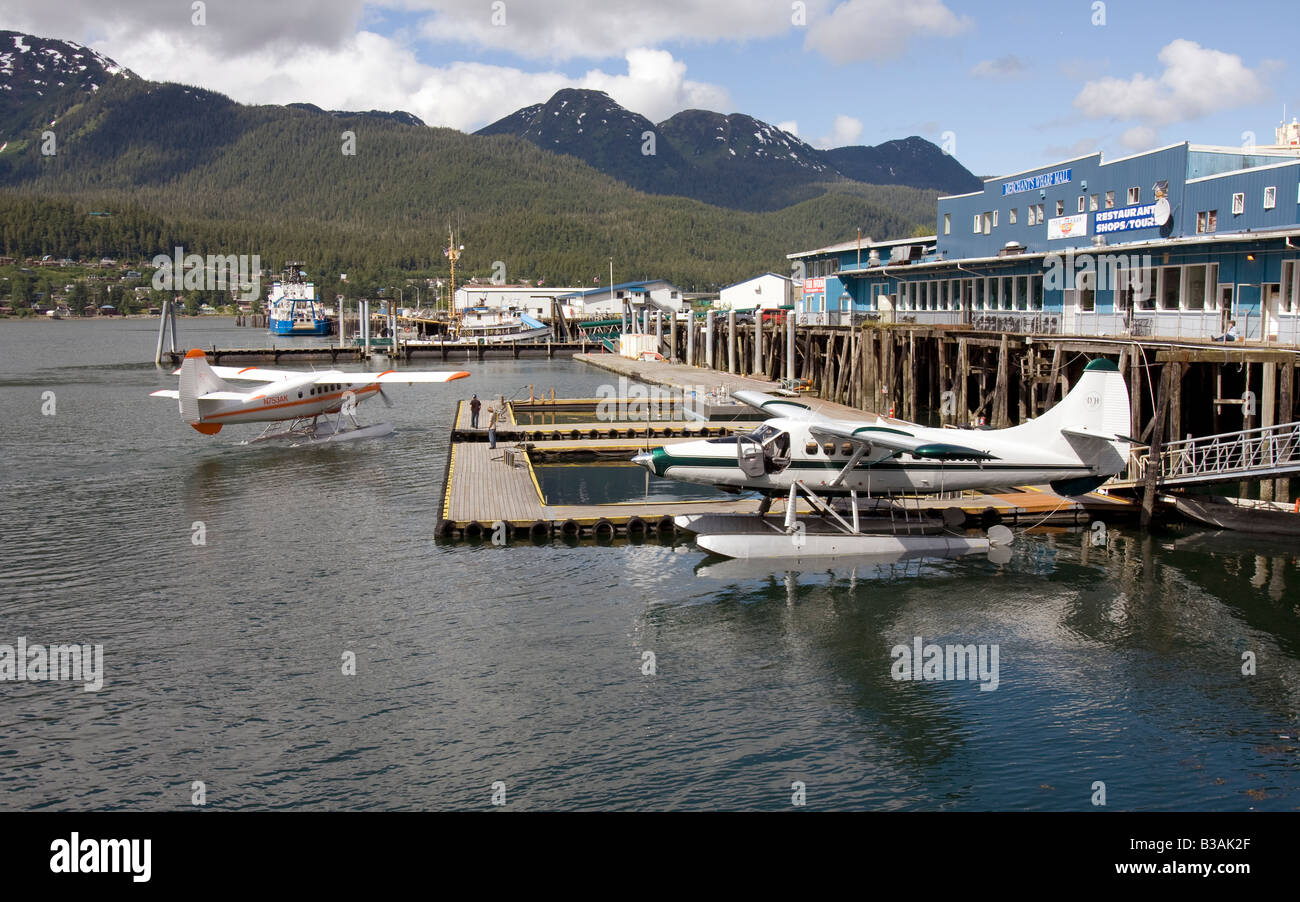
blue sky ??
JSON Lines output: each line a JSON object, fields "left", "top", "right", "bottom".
{"left": 4, "top": 0, "right": 1297, "bottom": 177}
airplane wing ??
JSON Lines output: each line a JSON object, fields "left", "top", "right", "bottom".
{"left": 170, "top": 365, "right": 302, "bottom": 382}
{"left": 327, "top": 370, "right": 471, "bottom": 384}
{"left": 810, "top": 422, "right": 998, "bottom": 461}
{"left": 150, "top": 388, "right": 248, "bottom": 401}
{"left": 731, "top": 390, "right": 817, "bottom": 420}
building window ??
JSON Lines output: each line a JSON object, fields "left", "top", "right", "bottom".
{"left": 1127, "top": 187, "right": 1140, "bottom": 205}
{"left": 1185, "top": 264, "right": 1207, "bottom": 311}
{"left": 1090, "top": 193, "right": 1099, "bottom": 211}
{"left": 1159, "top": 267, "right": 1181, "bottom": 310}
{"left": 1078, "top": 271, "right": 1095, "bottom": 311}
{"left": 1009, "top": 207, "right": 1018, "bottom": 224}
{"left": 1029, "top": 275, "right": 1043, "bottom": 310}
{"left": 1105, "top": 190, "right": 1115, "bottom": 209}
{"left": 1232, "top": 192, "right": 1245, "bottom": 215}
{"left": 1027, "top": 205, "right": 1037, "bottom": 226}
{"left": 943, "top": 213, "right": 951, "bottom": 235}
{"left": 1207, "top": 209, "right": 1217, "bottom": 231}
{"left": 982, "top": 212, "right": 992, "bottom": 234}
{"left": 1056, "top": 200, "right": 1065, "bottom": 216}
{"left": 992, "top": 210, "right": 999, "bottom": 228}
{"left": 1078, "top": 196, "right": 1086, "bottom": 213}
{"left": 1197, "top": 211, "right": 1207, "bottom": 234}
{"left": 974, "top": 213, "right": 981, "bottom": 233}
{"left": 1264, "top": 186, "right": 1277, "bottom": 210}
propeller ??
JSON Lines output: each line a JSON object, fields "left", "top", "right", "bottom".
{"left": 379, "top": 386, "right": 394, "bottom": 408}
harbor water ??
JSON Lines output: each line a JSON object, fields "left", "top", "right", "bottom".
{"left": 1, "top": 318, "right": 1297, "bottom": 810}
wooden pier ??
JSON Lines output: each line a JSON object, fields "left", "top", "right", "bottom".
{"left": 436, "top": 399, "right": 1136, "bottom": 541}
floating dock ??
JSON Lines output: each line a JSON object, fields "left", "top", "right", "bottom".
{"left": 436, "top": 397, "right": 1138, "bottom": 541}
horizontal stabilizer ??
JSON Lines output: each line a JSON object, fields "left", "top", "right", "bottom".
{"left": 150, "top": 389, "right": 180, "bottom": 399}
{"left": 1060, "top": 425, "right": 1130, "bottom": 443}
{"left": 732, "top": 390, "right": 816, "bottom": 420}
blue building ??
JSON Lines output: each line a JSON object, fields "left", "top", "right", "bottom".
{"left": 790, "top": 126, "right": 1300, "bottom": 344}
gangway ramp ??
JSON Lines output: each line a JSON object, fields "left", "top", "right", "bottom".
{"left": 1108, "top": 420, "right": 1300, "bottom": 490}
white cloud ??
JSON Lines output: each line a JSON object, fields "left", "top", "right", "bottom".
{"left": 1, "top": 0, "right": 364, "bottom": 54}
{"left": 78, "top": 28, "right": 726, "bottom": 132}
{"left": 970, "top": 55, "right": 1026, "bottom": 79}
{"left": 1073, "top": 40, "right": 1267, "bottom": 127}
{"left": 416, "top": 0, "right": 799, "bottom": 62}
{"left": 777, "top": 120, "right": 799, "bottom": 137}
{"left": 1120, "top": 126, "right": 1158, "bottom": 150}
{"left": 809, "top": 114, "right": 864, "bottom": 149}
{"left": 804, "top": 0, "right": 968, "bottom": 65}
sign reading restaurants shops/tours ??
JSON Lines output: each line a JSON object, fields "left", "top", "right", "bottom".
{"left": 1047, "top": 213, "right": 1088, "bottom": 240}
{"left": 1095, "top": 203, "right": 1158, "bottom": 234}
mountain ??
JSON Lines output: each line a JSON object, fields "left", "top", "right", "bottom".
{"left": 0, "top": 30, "right": 136, "bottom": 141}
{"left": 477, "top": 89, "right": 982, "bottom": 209}
{"left": 287, "top": 102, "right": 425, "bottom": 127}
{"left": 0, "top": 32, "right": 941, "bottom": 291}
{"left": 825, "top": 138, "right": 981, "bottom": 194}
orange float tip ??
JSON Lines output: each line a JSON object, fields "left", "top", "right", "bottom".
{"left": 451, "top": 371, "right": 471, "bottom": 381}
{"left": 191, "top": 422, "right": 222, "bottom": 435}
{"left": 185, "top": 348, "right": 207, "bottom": 360}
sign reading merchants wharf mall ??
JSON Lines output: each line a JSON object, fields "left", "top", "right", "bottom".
{"left": 1001, "top": 168, "right": 1072, "bottom": 196}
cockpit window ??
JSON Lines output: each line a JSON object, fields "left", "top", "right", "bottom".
{"left": 749, "top": 424, "right": 779, "bottom": 443}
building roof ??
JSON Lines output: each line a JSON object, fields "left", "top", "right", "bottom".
{"left": 719, "top": 272, "right": 794, "bottom": 291}
{"left": 788, "top": 235, "right": 937, "bottom": 260}
{"left": 560, "top": 279, "right": 676, "bottom": 299}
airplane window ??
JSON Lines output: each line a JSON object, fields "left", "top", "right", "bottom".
{"left": 841, "top": 442, "right": 853, "bottom": 456}
{"left": 749, "top": 424, "right": 778, "bottom": 443}
{"left": 805, "top": 441, "right": 818, "bottom": 454}
{"left": 823, "top": 442, "right": 835, "bottom": 456}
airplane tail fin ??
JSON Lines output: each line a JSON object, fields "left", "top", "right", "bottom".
{"left": 1000, "top": 357, "right": 1131, "bottom": 489}
{"left": 178, "top": 349, "right": 228, "bottom": 433}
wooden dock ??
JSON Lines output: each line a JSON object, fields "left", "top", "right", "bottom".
{"left": 437, "top": 401, "right": 1138, "bottom": 541}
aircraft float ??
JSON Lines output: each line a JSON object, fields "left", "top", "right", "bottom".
{"left": 152, "top": 348, "right": 469, "bottom": 443}
{"left": 632, "top": 358, "right": 1132, "bottom": 560}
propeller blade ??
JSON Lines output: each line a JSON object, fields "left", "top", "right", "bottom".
{"left": 379, "top": 387, "right": 394, "bottom": 408}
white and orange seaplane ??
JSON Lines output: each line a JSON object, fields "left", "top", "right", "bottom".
{"left": 151, "top": 348, "right": 469, "bottom": 443}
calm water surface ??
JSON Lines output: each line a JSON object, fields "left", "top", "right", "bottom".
{"left": 1, "top": 318, "right": 1297, "bottom": 810}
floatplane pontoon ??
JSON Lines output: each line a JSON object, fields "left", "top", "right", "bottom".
{"left": 151, "top": 348, "right": 469, "bottom": 444}
{"left": 633, "top": 358, "right": 1131, "bottom": 560}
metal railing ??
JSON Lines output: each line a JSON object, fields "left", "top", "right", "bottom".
{"left": 1112, "top": 420, "right": 1300, "bottom": 489}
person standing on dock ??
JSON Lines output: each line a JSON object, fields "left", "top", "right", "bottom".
{"left": 470, "top": 394, "right": 481, "bottom": 429}
{"left": 487, "top": 402, "right": 499, "bottom": 449}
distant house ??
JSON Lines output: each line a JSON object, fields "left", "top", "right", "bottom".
{"left": 719, "top": 273, "right": 794, "bottom": 312}
{"left": 452, "top": 283, "right": 581, "bottom": 318}
{"left": 0, "top": 256, "right": 15, "bottom": 266}
{"left": 98, "top": 258, "right": 117, "bottom": 268}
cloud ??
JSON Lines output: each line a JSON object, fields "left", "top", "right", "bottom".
{"left": 1073, "top": 40, "right": 1267, "bottom": 127}
{"left": 416, "top": 0, "right": 799, "bottom": 62}
{"left": 75, "top": 27, "right": 726, "bottom": 132}
{"left": 1, "top": 0, "right": 364, "bottom": 54}
{"left": 970, "top": 55, "right": 1026, "bottom": 79}
{"left": 810, "top": 114, "right": 863, "bottom": 149}
{"left": 777, "top": 120, "right": 799, "bottom": 137}
{"left": 1119, "top": 126, "right": 1158, "bottom": 150}
{"left": 804, "top": 0, "right": 968, "bottom": 65}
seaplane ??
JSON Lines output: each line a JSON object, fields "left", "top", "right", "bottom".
{"left": 151, "top": 348, "right": 469, "bottom": 443}
{"left": 632, "top": 358, "right": 1132, "bottom": 560}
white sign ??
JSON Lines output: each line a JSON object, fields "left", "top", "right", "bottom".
{"left": 803, "top": 277, "right": 825, "bottom": 292}
{"left": 1047, "top": 213, "right": 1088, "bottom": 240}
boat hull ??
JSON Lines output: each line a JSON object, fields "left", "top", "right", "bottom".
{"left": 1172, "top": 495, "right": 1300, "bottom": 536}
